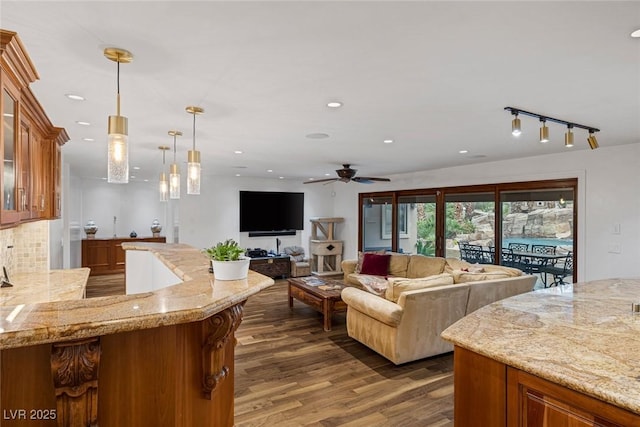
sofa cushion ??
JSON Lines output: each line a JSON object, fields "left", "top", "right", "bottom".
{"left": 387, "top": 253, "right": 411, "bottom": 277}
{"left": 452, "top": 270, "right": 511, "bottom": 284}
{"left": 352, "top": 274, "right": 389, "bottom": 296}
{"left": 385, "top": 273, "right": 454, "bottom": 302}
{"left": 360, "top": 253, "right": 391, "bottom": 276}
{"left": 355, "top": 250, "right": 386, "bottom": 273}
{"left": 406, "top": 255, "right": 447, "bottom": 279}
{"left": 482, "top": 264, "right": 522, "bottom": 277}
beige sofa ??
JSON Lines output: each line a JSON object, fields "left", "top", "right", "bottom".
{"left": 340, "top": 254, "right": 536, "bottom": 364}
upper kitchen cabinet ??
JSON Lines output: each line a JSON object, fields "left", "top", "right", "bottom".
{"left": 0, "top": 29, "right": 68, "bottom": 226}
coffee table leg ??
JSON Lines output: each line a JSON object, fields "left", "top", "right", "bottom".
{"left": 323, "top": 300, "right": 331, "bottom": 331}
{"left": 288, "top": 283, "right": 293, "bottom": 309}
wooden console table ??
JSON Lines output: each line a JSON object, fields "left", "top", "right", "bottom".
{"left": 249, "top": 255, "right": 290, "bottom": 278}
{"left": 81, "top": 237, "right": 166, "bottom": 276}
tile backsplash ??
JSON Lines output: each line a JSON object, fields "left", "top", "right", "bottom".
{"left": 0, "top": 221, "right": 49, "bottom": 275}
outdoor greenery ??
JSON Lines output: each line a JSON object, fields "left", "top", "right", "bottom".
{"left": 415, "top": 203, "right": 479, "bottom": 255}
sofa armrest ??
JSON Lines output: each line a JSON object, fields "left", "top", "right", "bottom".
{"left": 341, "top": 287, "right": 403, "bottom": 327}
{"left": 342, "top": 259, "right": 358, "bottom": 277}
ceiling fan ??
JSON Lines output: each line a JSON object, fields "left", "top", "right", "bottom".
{"left": 304, "top": 164, "right": 391, "bottom": 184}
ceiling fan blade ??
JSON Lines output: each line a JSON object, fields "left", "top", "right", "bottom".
{"left": 303, "top": 178, "right": 339, "bottom": 184}
{"left": 353, "top": 177, "right": 391, "bottom": 183}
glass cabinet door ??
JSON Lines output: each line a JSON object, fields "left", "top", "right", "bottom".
{"left": 3, "top": 88, "right": 16, "bottom": 212}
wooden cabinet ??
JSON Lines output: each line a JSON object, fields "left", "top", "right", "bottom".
{"left": 0, "top": 30, "right": 68, "bottom": 227}
{"left": 82, "top": 237, "right": 167, "bottom": 276}
{"left": 453, "top": 346, "right": 640, "bottom": 427}
{"left": 249, "top": 256, "right": 290, "bottom": 278}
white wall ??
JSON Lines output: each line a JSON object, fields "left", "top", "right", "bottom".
{"left": 66, "top": 173, "right": 336, "bottom": 263}
{"left": 63, "top": 143, "right": 640, "bottom": 282}
{"left": 333, "top": 143, "right": 640, "bottom": 282}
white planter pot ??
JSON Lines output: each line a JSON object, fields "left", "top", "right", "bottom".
{"left": 211, "top": 258, "right": 250, "bottom": 281}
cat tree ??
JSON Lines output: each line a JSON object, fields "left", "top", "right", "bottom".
{"left": 309, "top": 217, "right": 344, "bottom": 276}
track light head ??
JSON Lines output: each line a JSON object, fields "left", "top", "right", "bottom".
{"left": 564, "top": 125, "right": 574, "bottom": 148}
{"left": 511, "top": 112, "right": 521, "bottom": 137}
{"left": 587, "top": 130, "right": 599, "bottom": 149}
{"left": 539, "top": 119, "right": 549, "bottom": 143}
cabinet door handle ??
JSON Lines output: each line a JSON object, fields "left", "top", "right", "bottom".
{"left": 40, "top": 194, "right": 45, "bottom": 211}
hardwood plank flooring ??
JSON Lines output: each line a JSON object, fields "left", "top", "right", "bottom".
{"left": 85, "top": 275, "right": 455, "bottom": 426}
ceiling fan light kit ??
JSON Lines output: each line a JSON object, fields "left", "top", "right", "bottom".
{"left": 304, "top": 164, "right": 391, "bottom": 184}
{"left": 504, "top": 106, "right": 600, "bottom": 149}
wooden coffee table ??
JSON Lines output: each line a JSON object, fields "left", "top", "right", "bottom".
{"left": 288, "top": 277, "right": 349, "bottom": 331}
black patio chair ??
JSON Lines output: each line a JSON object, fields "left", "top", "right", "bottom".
{"left": 531, "top": 245, "right": 558, "bottom": 283}
{"left": 508, "top": 242, "right": 529, "bottom": 252}
{"left": 540, "top": 252, "right": 573, "bottom": 287}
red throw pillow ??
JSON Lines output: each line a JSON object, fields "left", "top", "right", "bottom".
{"left": 359, "top": 253, "right": 391, "bottom": 276}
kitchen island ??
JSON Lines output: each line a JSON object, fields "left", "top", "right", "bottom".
{"left": 0, "top": 243, "right": 274, "bottom": 427}
{"left": 441, "top": 278, "right": 640, "bottom": 426}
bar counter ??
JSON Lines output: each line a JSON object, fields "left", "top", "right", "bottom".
{"left": 441, "top": 278, "right": 640, "bottom": 426}
{"left": 0, "top": 243, "right": 275, "bottom": 427}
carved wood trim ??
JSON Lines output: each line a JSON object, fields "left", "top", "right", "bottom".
{"left": 50, "top": 337, "right": 101, "bottom": 427}
{"left": 201, "top": 302, "right": 245, "bottom": 399}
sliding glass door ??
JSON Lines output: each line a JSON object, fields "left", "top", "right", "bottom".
{"left": 443, "top": 192, "right": 495, "bottom": 260}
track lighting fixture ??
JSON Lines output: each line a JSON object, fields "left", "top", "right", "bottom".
{"left": 564, "top": 125, "right": 574, "bottom": 148}
{"left": 539, "top": 119, "right": 549, "bottom": 143}
{"left": 504, "top": 107, "right": 600, "bottom": 149}
{"left": 511, "top": 112, "right": 521, "bottom": 136}
{"left": 587, "top": 130, "right": 599, "bottom": 150}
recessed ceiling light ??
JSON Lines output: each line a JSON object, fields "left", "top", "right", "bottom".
{"left": 82, "top": 137, "right": 94, "bottom": 142}
{"left": 267, "top": 169, "right": 273, "bottom": 173}
{"left": 143, "top": 179, "right": 149, "bottom": 182}
{"left": 308, "top": 178, "right": 315, "bottom": 181}
{"left": 279, "top": 176, "right": 284, "bottom": 179}
{"left": 65, "top": 94, "right": 85, "bottom": 101}
{"left": 632, "top": 29, "right": 640, "bottom": 38}
{"left": 306, "top": 133, "right": 330, "bottom": 139}
{"left": 383, "top": 139, "right": 394, "bottom": 144}
{"left": 459, "top": 150, "right": 468, "bottom": 154}
{"left": 76, "top": 121, "right": 91, "bottom": 126}
{"left": 130, "top": 175, "right": 136, "bottom": 179}
{"left": 327, "top": 101, "right": 343, "bottom": 108}
{"left": 324, "top": 173, "right": 331, "bottom": 176}
{"left": 133, "top": 166, "right": 140, "bottom": 170}
{"left": 235, "top": 173, "right": 241, "bottom": 177}
{"left": 234, "top": 150, "right": 243, "bottom": 154}
{"left": 101, "top": 177, "right": 107, "bottom": 180}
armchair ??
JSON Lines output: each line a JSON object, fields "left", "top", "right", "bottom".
{"left": 283, "top": 246, "right": 311, "bottom": 277}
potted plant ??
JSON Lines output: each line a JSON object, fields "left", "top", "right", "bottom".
{"left": 204, "top": 239, "right": 250, "bottom": 280}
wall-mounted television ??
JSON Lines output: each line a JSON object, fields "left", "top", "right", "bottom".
{"left": 239, "top": 191, "right": 304, "bottom": 236}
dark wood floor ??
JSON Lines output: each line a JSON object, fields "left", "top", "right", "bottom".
{"left": 86, "top": 275, "right": 454, "bottom": 426}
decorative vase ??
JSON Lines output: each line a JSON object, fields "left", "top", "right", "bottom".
{"left": 211, "top": 258, "right": 250, "bottom": 281}
{"left": 84, "top": 220, "right": 98, "bottom": 239}
{"left": 150, "top": 219, "right": 162, "bottom": 237}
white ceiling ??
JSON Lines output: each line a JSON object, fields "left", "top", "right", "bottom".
{"left": 2, "top": 1, "right": 639, "bottom": 184}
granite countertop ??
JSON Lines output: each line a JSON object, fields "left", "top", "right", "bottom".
{"left": 0, "top": 268, "right": 90, "bottom": 306}
{"left": 0, "top": 243, "right": 274, "bottom": 350}
{"left": 441, "top": 278, "right": 640, "bottom": 414}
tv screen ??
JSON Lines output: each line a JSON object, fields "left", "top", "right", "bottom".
{"left": 239, "top": 191, "right": 304, "bottom": 234}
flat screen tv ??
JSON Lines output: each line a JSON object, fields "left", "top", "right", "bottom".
{"left": 239, "top": 191, "right": 304, "bottom": 236}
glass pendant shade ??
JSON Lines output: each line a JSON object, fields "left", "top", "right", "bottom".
{"left": 107, "top": 115, "right": 128, "bottom": 183}
{"left": 159, "top": 171, "right": 168, "bottom": 202}
{"left": 187, "top": 150, "right": 201, "bottom": 195}
{"left": 170, "top": 163, "right": 180, "bottom": 199}
{"left": 185, "top": 106, "right": 203, "bottom": 195}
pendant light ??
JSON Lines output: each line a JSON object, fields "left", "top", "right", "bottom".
{"left": 168, "top": 130, "right": 182, "bottom": 199}
{"left": 186, "top": 106, "right": 203, "bottom": 195}
{"left": 158, "top": 146, "right": 170, "bottom": 202}
{"left": 104, "top": 47, "right": 133, "bottom": 184}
